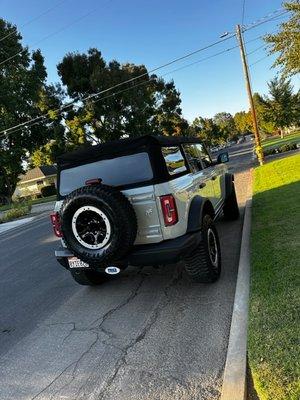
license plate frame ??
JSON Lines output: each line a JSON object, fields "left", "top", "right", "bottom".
{"left": 68, "top": 256, "right": 90, "bottom": 269}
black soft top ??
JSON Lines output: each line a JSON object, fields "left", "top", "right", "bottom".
{"left": 57, "top": 134, "right": 200, "bottom": 168}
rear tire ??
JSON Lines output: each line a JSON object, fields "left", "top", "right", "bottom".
{"left": 70, "top": 269, "right": 110, "bottom": 286}
{"left": 184, "top": 215, "right": 221, "bottom": 283}
{"left": 223, "top": 183, "right": 240, "bottom": 220}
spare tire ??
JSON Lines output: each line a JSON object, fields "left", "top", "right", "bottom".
{"left": 60, "top": 184, "right": 137, "bottom": 266}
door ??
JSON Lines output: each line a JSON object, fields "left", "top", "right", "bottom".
{"left": 182, "top": 143, "right": 215, "bottom": 205}
{"left": 194, "top": 143, "right": 222, "bottom": 209}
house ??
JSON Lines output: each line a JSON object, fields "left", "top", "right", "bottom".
{"left": 14, "top": 166, "right": 57, "bottom": 199}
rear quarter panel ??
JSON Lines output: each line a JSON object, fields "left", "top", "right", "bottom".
{"left": 122, "top": 186, "right": 163, "bottom": 245}
{"left": 154, "top": 174, "right": 195, "bottom": 241}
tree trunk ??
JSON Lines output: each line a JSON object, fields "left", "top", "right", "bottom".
{"left": 280, "top": 129, "right": 284, "bottom": 139}
{"left": 0, "top": 166, "right": 13, "bottom": 204}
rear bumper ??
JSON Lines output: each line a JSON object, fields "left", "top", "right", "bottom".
{"left": 55, "top": 230, "right": 202, "bottom": 268}
{"left": 128, "top": 231, "right": 202, "bottom": 266}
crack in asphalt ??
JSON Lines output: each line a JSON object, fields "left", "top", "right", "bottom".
{"left": 31, "top": 332, "right": 100, "bottom": 400}
{"left": 50, "top": 332, "right": 101, "bottom": 400}
{"left": 97, "top": 265, "right": 183, "bottom": 400}
{"left": 89, "top": 270, "right": 145, "bottom": 329}
{"left": 30, "top": 272, "right": 145, "bottom": 399}
{"left": 30, "top": 266, "right": 183, "bottom": 399}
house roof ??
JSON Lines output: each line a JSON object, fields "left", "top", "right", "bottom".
{"left": 19, "top": 165, "right": 57, "bottom": 183}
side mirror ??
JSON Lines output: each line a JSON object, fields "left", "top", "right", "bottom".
{"left": 217, "top": 151, "right": 229, "bottom": 164}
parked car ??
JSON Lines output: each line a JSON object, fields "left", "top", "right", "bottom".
{"left": 50, "top": 135, "right": 239, "bottom": 285}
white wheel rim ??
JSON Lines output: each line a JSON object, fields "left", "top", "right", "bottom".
{"left": 207, "top": 228, "right": 218, "bottom": 267}
{"left": 71, "top": 206, "right": 111, "bottom": 250}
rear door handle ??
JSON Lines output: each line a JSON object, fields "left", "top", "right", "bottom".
{"left": 211, "top": 175, "right": 217, "bottom": 181}
{"left": 199, "top": 182, "right": 206, "bottom": 189}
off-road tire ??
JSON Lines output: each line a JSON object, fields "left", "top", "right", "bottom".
{"left": 60, "top": 185, "right": 137, "bottom": 266}
{"left": 184, "top": 215, "right": 221, "bottom": 283}
{"left": 223, "top": 183, "right": 240, "bottom": 220}
{"left": 70, "top": 269, "right": 110, "bottom": 285}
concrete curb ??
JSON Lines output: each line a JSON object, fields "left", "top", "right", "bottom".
{"left": 220, "top": 196, "right": 253, "bottom": 400}
{"left": 30, "top": 201, "right": 55, "bottom": 214}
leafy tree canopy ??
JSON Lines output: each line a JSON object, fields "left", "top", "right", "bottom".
{"left": 263, "top": 77, "right": 299, "bottom": 132}
{"left": 0, "top": 19, "right": 64, "bottom": 199}
{"left": 190, "top": 117, "right": 223, "bottom": 146}
{"left": 213, "top": 112, "right": 237, "bottom": 140}
{"left": 234, "top": 111, "right": 253, "bottom": 134}
{"left": 265, "top": 1, "right": 300, "bottom": 76}
{"left": 57, "top": 48, "right": 188, "bottom": 143}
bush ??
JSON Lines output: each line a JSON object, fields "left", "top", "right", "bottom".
{"left": 41, "top": 185, "right": 56, "bottom": 197}
{"left": 0, "top": 203, "right": 31, "bottom": 224}
{"left": 264, "top": 142, "right": 299, "bottom": 156}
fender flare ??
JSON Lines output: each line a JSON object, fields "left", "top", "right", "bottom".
{"left": 187, "top": 196, "right": 214, "bottom": 233}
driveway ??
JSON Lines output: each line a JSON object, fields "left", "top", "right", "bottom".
{"left": 0, "top": 142, "right": 254, "bottom": 400}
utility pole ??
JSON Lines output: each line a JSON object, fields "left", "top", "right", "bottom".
{"left": 236, "top": 24, "right": 264, "bottom": 165}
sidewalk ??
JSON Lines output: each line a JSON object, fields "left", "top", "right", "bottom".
{"left": 0, "top": 217, "right": 35, "bottom": 235}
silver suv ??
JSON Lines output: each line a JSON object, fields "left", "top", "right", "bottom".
{"left": 51, "top": 135, "right": 239, "bottom": 285}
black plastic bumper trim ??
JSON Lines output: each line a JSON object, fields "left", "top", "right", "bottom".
{"left": 54, "top": 230, "right": 202, "bottom": 268}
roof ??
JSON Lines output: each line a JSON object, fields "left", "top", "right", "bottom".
{"left": 19, "top": 165, "right": 57, "bottom": 183}
{"left": 57, "top": 135, "right": 200, "bottom": 167}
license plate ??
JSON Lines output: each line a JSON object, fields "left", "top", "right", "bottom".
{"left": 68, "top": 257, "right": 89, "bottom": 269}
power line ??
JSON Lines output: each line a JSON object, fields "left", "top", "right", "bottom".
{"left": 0, "top": 0, "right": 67, "bottom": 42}
{"left": 84, "top": 46, "right": 241, "bottom": 105}
{"left": 0, "top": 45, "right": 242, "bottom": 137}
{"left": 243, "top": 9, "right": 289, "bottom": 32}
{"left": 250, "top": 53, "right": 272, "bottom": 67}
{"left": 2, "top": 32, "right": 269, "bottom": 137}
{"left": 1, "top": 34, "right": 267, "bottom": 137}
{"left": 0, "top": 0, "right": 113, "bottom": 67}
{"left": 246, "top": 43, "right": 266, "bottom": 56}
{"left": 0, "top": 33, "right": 237, "bottom": 136}
{"left": 0, "top": 8, "right": 290, "bottom": 137}
{"left": 0, "top": 32, "right": 273, "bottom": 137}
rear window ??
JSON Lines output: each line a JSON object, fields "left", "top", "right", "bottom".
{"left": 59, "top": 152, "right": 153, "bottom": 196}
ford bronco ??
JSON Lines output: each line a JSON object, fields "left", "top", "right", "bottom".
{"left": 50, "top": 135, "right": 239, "bottom": 285}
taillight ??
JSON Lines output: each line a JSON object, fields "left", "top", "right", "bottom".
{"left": 50, "top": 212, "right": 63, "bottom": 237}
{"left": 160, "top": 195, "right": 178, "bottom": 226}
{"left": 85, "top": 178, "right": 102, "bottom": 186}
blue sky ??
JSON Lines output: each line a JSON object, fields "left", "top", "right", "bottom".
{"left": 1, "top": 0, "right": 299, "bottom": 121}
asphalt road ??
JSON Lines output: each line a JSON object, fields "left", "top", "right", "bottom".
{"left": 0, "top": 142, "right": 254, "bottom": 400}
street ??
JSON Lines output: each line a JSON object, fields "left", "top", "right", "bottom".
{"left": 0, "top": 142, "right": 253, "bottom": 400}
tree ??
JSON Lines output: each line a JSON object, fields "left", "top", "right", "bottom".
{"left": 190, "top": 117, "right": 221, "bottom": 146}
{"left": 263, "top": 77, "right": 298, "bottom": 137}
{"left": 57, "top": 48, "right": 186, "bottom": 142}
{"left": 265, "top": 1, "right": 300, "bottom": 76}
{"left": 213, "top": 112, "right": 237, "bottom": 141}
{"left": 0, "top": 19, "right": 64, "bottom": 200}
{"left": 252, "top": 93, "right": 276, "bottom": 136}
{"left": 30, "top": 136, "right": 67, "bottom": 168}
{"left": 234, "top": 111, "right": 253, "bottom": 134}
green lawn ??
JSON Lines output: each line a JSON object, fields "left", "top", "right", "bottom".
{"left": 0, "top": 203, "right": 12, "bottom": 212}
{"left": 0, "top": 194, "right": 57, "bottom": 212}
{"left": 0, "top": 204, "right": 31, "bottom": 223}
{"left": 262, "top": 131, "right": 300, "bottom": 151}
{"left": 30, "top": 194, "right": 57, "bottom": 205}
{"left": 249, "top": 153, "right": 300, "bottom": 400}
